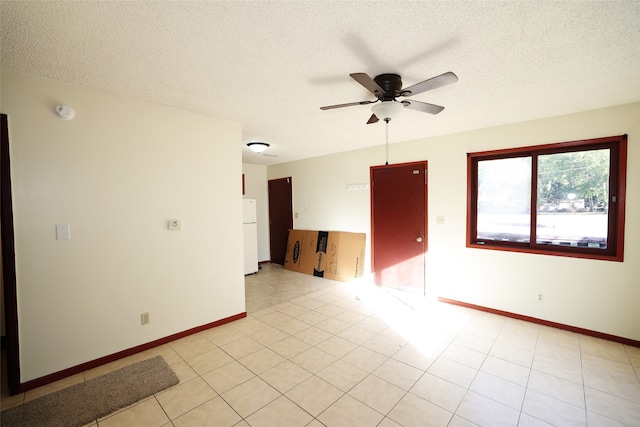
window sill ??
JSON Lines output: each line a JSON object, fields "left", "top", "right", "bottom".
{"left": 467, "top": 242, "right": 623, "bottom": 262}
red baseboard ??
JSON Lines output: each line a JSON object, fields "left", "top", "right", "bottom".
{"left": 19, "top": 312, "right": 247, "bottom": 393}
{"left": 438, "top": 297, "right": 639, "bottom": 348}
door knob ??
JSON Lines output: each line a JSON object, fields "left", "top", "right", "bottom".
{"left": 416, "top": 236, "right": 423, "bottom": 243}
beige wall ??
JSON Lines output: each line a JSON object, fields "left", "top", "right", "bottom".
{"left": 2, "top": 70, "right": 245, "bottom": 382}
{"left": 268, "top": 103, "right": 640, "bottom": 341}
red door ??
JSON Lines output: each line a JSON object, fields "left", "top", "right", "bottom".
{"left": 268, "top": 177, "right": 293, "bottom": 265}
{"left": 371, "top": 162, "right": 427, "bottom": 294}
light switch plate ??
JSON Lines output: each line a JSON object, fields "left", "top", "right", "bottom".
{"left": 56, "top": 224, "right": 70, "bottom": 240}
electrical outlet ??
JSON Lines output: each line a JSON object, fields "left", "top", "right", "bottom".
{"left": 141, "top": 312, "right": 150, "bottom": 325}
{"left": 168, "top": 220, "right": 181, "bottom": 231}
{"left": 537, "top": 293, "right": 544, "bottom": 302}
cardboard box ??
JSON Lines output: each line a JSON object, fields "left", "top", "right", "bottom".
{"left": 284, "top": 230, "right": 365, "bottom": 282}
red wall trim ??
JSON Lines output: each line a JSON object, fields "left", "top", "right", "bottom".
{"left": 438, "top": 298, "right": 639, "bottom": 348}
{"left": 18, "top": 312, "right": 247, "bottom": 393}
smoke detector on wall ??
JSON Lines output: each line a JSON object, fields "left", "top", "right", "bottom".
{"left": 54, "top": 104, "right": 75, "bottom": 120}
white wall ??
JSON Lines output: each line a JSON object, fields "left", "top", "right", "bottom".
{"left": 242, "top": 163, "right": 270, "bottom": 262}
{"left": 268, "top": 103, "right": 640, "bottom": 341}
{"left": 2, "top": 70, "right": 246, "bottom": 382}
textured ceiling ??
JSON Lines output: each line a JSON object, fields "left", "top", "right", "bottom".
{"left": 2, "top": 1, "right": 639, "bottom": 165}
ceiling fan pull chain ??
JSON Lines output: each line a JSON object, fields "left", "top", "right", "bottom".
{"left": 385, "top": 118, "right": 390, "bottom": 166}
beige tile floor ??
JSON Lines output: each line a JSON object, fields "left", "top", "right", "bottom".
{"left": 2, "top": 263, "right": 640, "bottom": 426}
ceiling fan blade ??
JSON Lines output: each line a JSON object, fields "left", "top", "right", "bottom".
{"left": 367, "top": 114, "right": 379, "bottom": 124}
{"left": 402, "top": 100, "right": 445, "bottom": 115}
{"left": 320, "top": 100, "right": 375, "bottom": 110}
{"left": 350, "top": 73, "right": 386, "bottom": 96}
{"left": 400, "top": 72, "right": 458, "bottom": 97}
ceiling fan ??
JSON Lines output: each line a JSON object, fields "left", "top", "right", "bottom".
{"left": 320, "top": 71, "right": 458, "bottom": 124}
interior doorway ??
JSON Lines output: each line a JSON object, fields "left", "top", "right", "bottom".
{"left": 370, "top": 161, "right": 428, "bottom": 294}
{"left": 268, "top": 177, "right": 293, "bottom": 265}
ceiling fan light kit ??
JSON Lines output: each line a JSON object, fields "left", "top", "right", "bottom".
{"left": 247, "top": 142, "right": 270, "bottom": 153}
{"left": 371, "top": 101, "right": 404, "bottom": 121}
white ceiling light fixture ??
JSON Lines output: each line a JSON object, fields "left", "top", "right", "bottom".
{"left": 247, "top": 142, "right": 270, "bottom": 153}
{"left": 371, "top": 100, "right": 404, "bottom": 122}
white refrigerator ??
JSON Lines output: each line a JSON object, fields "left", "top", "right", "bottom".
{"left": 243, "top": 198, "right": 259, "bottom": 275}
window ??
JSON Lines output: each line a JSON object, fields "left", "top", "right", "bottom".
{"left": 467, "top": 135, "right": 627, "bottom": 261}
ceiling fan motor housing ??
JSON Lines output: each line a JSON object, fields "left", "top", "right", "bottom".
{"left": 373, "top": 74, "right": 403, "bottom": 100}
